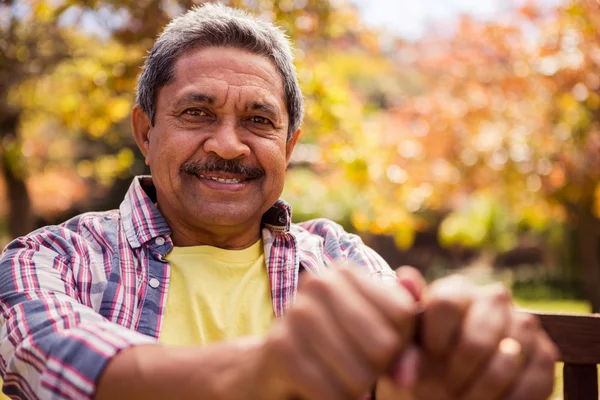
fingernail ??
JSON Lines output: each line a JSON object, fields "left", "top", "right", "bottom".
{"left": 391, "top": 346, "right": 421, "bottom": 389}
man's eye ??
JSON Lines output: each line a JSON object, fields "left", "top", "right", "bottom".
{"left": 183, "top": 109, "right": 207, "bottom": 116}
{"left": 250, "top": 116, "right": 271, "bottom": 125}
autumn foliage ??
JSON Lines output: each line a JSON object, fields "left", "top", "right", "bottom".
{"left": 2, "top": 0, "right": 600, "bottom": 305}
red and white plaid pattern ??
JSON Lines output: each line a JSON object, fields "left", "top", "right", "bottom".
{"left": 0, "top": 176, "right": 395, "bottom": 399}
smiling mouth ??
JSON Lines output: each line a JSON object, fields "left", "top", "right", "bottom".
{"left": 198, "top": 174, "right": 246, "bottom": 184}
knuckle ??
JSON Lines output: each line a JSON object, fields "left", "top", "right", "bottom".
{"left": 427, "top": 296, "right": 463, "bottom": 316}
{"left": 267, "top": 326, "right": 294, "bottom": 360}
{"left": 538, "top": 346, "right": 559, "bottom": 370}
{"left": 485, "top": 284, "right": 511, "bottom": 304}
{"left": 371, "top": 329, "right": 400, "bottom": 362}
{"left": 389, "top": 288, "right": 417, "bottom": 317}
{"left": 462, "top": 335, "right": 496, "bottom": 360}
{"left": 289, "top": 301, "right": 315, "bottom": 326}
{"left": 516, "top": 312, "right": 541, "bottom": 331}
{"left": 304, "top": 275, "right": 335, "bottom": 298}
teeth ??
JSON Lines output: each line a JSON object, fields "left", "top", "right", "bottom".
{"left": 199, "top": 175, "right": 243, "bottom": 184}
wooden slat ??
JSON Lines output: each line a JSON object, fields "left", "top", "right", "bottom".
{"left": 530, "top": 312, "right": 600, "bottom": 364}
{"left": 564, "top": 364, "right": 598, "bottom": 400}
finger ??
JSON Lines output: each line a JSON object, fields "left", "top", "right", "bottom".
{"left": 396, "top": 266, "right": 427, "bottom": 302}
{"left": 389, "top": 345, "right": 422, "bottom": 389}
{"left": 269, "top": 323, "right": 350, "bottom": 400}
{"left": 421, "top": 275, "right": 475, "bottom": 357}
{"left": 504, "top": 330, "right": 559, "bottom": 400}
{"left": 289, "top": 294, "right": 376, "bottom": 397}
{"left": 460, "top": 312, "right": 541, "bottom": 400}
{"left": 342, "top": 267, "right": 418, "bottom": 341}
{"left": 301, "top": 269, "right": 407, "bottom": 371}
{"left": 445, "top": 284, "right": 511, "bottom": 394}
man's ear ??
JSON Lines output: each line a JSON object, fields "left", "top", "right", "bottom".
{"left": 131, "top": 104, "right": 153, "bottom": 166}
{"left": 285, "top": 129, "right": 301, "bottom": 165}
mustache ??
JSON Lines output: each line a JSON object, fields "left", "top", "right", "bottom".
{"left": 180, "top": 157, "right": 265, "bottom": 179}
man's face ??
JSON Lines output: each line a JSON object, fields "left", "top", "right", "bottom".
{"left": 139, "top": 46, "right": 298, "bottom": 231}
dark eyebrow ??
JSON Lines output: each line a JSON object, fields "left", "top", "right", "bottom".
{"left": 248, "top": 102, "right": 281, "bottom": 120}
{"left": 175, "top": 92, "right": 216, "bottom": 108}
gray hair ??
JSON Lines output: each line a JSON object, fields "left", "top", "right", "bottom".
{"left": 136, "top": 3, "right": 304, "bottom": 141}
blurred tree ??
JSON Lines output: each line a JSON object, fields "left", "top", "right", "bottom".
{"left": 1, "top": 0, "right": 72, "bottom": 237}
{"left": 2, "top": 0, "right": 392, "bottom": 238}
{"left": 351, "top": 1, "right": 600, "bottom": 309}
{"left": 5, "top": 0, "right": 600, "bottom": 308}
{"left": 538, "top": 0, "right": 600, "bottom": 310}
{"left": 1, "top": 0, "right": 183, "bottom": 238}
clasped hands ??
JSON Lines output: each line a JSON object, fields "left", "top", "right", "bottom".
{"left": 251, "top": 266, "right": 558, "bottom": 400}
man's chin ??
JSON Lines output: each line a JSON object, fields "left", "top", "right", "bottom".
{"left": 186, "top": 206, "right": 261, "bottom": 228}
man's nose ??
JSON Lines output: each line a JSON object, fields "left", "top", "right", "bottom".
{"left": 202, "top": 121, "right": 251, "bottom": 160}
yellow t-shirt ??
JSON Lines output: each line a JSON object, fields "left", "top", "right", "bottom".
{"left": 0, "top": 242, "right": 273, "bottom": 398}
{"left": 159, "top": 239, "right": 274, "bottom": 346}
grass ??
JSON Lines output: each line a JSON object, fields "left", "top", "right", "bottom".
{"left": 515, "top": 298, "right": 591, "bottom": 314}
{"left": 515, "top": 298, "right": 594, "bottom": 399}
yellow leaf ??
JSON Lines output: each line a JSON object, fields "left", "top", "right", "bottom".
{"left": 108, "top": 97, "right": 132, "bottom": 122}
{"left": 593, "top": 184, "right": 600, "bottom": 219}
{"left": 394, "top": 227, "right": 415, "bottom": 251}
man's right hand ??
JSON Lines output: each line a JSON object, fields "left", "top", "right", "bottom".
{"left": 251, "top": 267, "right": 418, "bottom": 400}
{"left": 96, "top": 267, "right": 416, "bottom": 400}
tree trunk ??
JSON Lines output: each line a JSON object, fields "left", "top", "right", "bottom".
{"left": 0, "top": 113, "right": 34, "bottom": 239}
{"left": 575, "top": 207, "right": 600, "bottom": 313}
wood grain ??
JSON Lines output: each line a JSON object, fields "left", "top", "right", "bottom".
{"left": 563, "top": 364, "right": 598, "bottom": 400}
{"left": 530, "top": 312, "right": 600, "bottom": 364}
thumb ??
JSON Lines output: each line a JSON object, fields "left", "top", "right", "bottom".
{"left": 389, "top": 345, "right": 422, "bottom": 390}
{"left": 396, "top": 266, "right": 426, "bottom": 302}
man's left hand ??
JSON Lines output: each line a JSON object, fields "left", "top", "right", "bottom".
{"left": 378, "top": 273, "right": 559, "bottom": 400}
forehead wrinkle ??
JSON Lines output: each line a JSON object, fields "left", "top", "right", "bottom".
{"left": 194, "top": 69, "right": 282, "bottom": 99}
{"left": 178, "top": 49, "right": 281, "bottom": 85}
{"left": 178, "top": 75, "right": 284, "bottom": 114}
{"left": 177, "top": 62, "right": 282, "bottom": 91}
{"left": 171, "top": 52, "right": 286, "bottom": 117}
{"left": 176, "top": 54, "right": 283, "bottom": 94}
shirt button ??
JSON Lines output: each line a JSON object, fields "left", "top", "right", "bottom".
{"left": 149, "top": 278, "right": 160, "bottom": 289}
{"left": 155, "top": 237, "right": 165, "bottom": 246}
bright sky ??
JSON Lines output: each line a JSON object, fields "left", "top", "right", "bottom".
{"left": 50, "top": 0, "right": 566, "bottom": 41}
{"left": 351, "top": 0, "right": 564, "bottom": 39}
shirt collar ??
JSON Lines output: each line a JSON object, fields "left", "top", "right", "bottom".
{"left": 120, "top": 176, "right": 293, "bottom": 249}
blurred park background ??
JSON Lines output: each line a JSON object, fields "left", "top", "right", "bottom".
{"left": 2, "top": 0, "right": 600, "bottom": 317}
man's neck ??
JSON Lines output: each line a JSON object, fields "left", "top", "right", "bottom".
{"left": 154, "top": 195, "right": 264, "bottom": 249}
{"left": 169, "top": 224, "right": 262, "bottom": 249}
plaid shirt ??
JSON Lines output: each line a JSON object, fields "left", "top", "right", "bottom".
{"left": 0, "top": 176, "right": 395, "bottom": 399}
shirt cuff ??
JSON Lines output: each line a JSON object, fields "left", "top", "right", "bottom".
{"left": 34, "top": 321, "right": 155, "bottom": 400}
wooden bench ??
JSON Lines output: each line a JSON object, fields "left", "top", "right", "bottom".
{"left": 533, "top": 312, "right": 600, "bottom": 400}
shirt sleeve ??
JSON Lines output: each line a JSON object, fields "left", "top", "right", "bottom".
{"left": 0, "top": 230, "right": 155, "bottom": 400}
{"left": 299, "top": 218, "right": 398, "bottom": 284}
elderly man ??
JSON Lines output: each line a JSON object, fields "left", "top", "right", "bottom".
{"left": 0, "top": 4, "right": 557, "bottom": 400}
